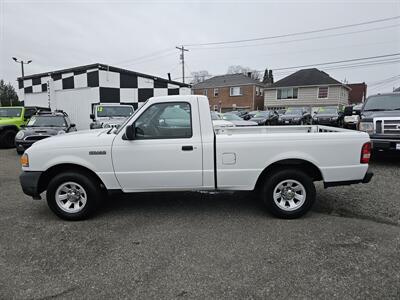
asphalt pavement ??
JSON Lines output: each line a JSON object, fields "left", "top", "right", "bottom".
{"left": 0, "top": 149, "right": 399, "bottom": 299}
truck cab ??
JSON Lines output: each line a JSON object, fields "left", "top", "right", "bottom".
{"left": 358, "top": 92, "right": 400, "bottom": 151}
{"left": 89, "top": 104, "right": 134, "bottom": 129}
{"left": 19, "top": 95, "right": 373, "bottom": 221}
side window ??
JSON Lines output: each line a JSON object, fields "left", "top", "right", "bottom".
{"left": 135, "top": 102, "right": 192, "bottom": 139}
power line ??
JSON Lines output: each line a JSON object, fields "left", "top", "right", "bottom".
{"left": 181, "top": 58, "right": 400, "bottom": 82}
{"left": 270, "top": 53, "right": 400, "bottom": 71}
{"left": 189, "top": 24, "right": 400, "bottom": 50}
{"left": 273, "top": 58, "right": 400, "bottom": 77}
{"left": 369, "top": 75, "right": 400, "bottom": 86}
{"left": 113, "top": 48, "right": 175, "bottom": 66}
{"left": 184, "top": 15, "right": 400, "bottom": 47}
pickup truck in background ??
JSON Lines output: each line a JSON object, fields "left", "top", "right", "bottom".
{"left": 358, "top": 92, "right": 400, "bottom": 151}
{"left": 89, "top": 103, "right": 134, "bottom": 129}
{"left": 19, "top": 95, "right": 373, "bottom": 221}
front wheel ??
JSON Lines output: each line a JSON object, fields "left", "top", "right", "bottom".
{"left": 262, "top": 169, "right": 316, "bottom": 218}
{"left": 0, "top": 129, "right": 17, "bottom": 148}
{"left": 46, "top": 172, "right": 102, "bottom": 220}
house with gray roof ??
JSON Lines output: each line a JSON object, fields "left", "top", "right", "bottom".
{"left": 192, "top": 73, "right": 265, "bottom": 112}
{"left": 264, "top": 68, "right": 350, "bottom": 110}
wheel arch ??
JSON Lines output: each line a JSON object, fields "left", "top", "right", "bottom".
{"left": 0, "top": 125, "right": 19, "bottom": 133}
{"left": 254, "top": 159, "right": 323, "bottom": 191}
{"left": 37, "top": 163, "right": 105, "bottom": 194}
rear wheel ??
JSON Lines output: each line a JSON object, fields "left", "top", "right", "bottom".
{"left": 262, "top": 169, "right": 316, "bottom": 218}
{"left": 46, "top": 171, "right": 102, "bottom": 220}
{"left": 0, "top": 129, "right": 17, "bottom": 148}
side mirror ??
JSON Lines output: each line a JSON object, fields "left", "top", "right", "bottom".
{"left": 125, "top": 123, "right": 136, "bottom": 140}
{"left": 90, "top": 114, "right": 95, "bottom": 120}
{"left": 70, "top": 123, "right": 76, "bottom": 128}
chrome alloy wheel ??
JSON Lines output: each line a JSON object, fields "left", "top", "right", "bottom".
{"left": 273, "top": 179, "right": 306, "bottom": 211}
{"left": 55, "top": 182, "right": 87, "bottom": 213}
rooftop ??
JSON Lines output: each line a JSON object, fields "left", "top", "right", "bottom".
{"left": 193, "top": 73, "right": 263, "bottom": 89}
{"left": 268, "top": 68, "right": 349, "bottom": 89}
{"left": 17, "top": 63, "right": 189, "bottom": 87}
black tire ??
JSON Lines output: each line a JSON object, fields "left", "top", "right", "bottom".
{"left": 262, "top": 168, "right": 316, "bottom": 219}
{"left": 0, "top": 129, "right": 17, "bottom": 148}
{"left": 46, "top": 171, "right": 103, "bottom": 221}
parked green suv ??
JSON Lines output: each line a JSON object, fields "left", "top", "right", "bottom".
{"left": 0, "top": 106, "right": 49, "bottom": 148}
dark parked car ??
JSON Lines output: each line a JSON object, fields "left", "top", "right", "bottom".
{"left": 15, "top": 111, "right": 76, "bottom": 154}
{"left": 358, "top": 92, "right": 400, "bottom": 151}
{"left": 221, "top": 113, "right": 258, "bottom": 126}
{"left": 242, "top": 111, "right": 260, "bottom": 120}
{"left": 312, "top": 106, "right": 344, "bottom": 127}
{"left": 225, "top": 110, "right": 249, "bottom": 118}
{"left": 278, "top": 107, "right": 312, "bottom": 125}
{"left": 250, "top": 111, "right": 279, "bottom": 125}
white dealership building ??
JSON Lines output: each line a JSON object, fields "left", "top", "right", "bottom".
{"left": 18, "top": 63, "right": 191, "bottom": 129}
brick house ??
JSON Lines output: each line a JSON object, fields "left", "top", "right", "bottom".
{"left": 264, "top": 68, "right": 350, "bottom": 110}
{"left": 192, "top": 74, "right": 265, "bottom": 112}
{"left": 347, "top": 82, "right": 367, "bottom": 104}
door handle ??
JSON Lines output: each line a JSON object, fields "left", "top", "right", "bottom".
{"left": 182, "top": 145, "right": 193, "bottom": 151}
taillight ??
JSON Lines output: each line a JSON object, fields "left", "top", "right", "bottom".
{"left": 360, "top": 142, "right": 371, "bottom": 164}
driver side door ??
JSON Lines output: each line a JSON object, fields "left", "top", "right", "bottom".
{"left": 112, "top": 101, "right": 203, "bottom": 192}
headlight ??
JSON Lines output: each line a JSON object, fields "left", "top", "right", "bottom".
{"left": 20, "top": 153, "right": 29, "bottom": 167}
{"left": 16, "top": 131, "right": 24, "bottom": 140}
{"left": 331, "top": 117, "right": 338, "bottom": 121}
{"left": 57, "top": 130, "right": 65, "bottom": 135}
{"left": 359, "top": 122, "right": 373, "bottom": 133}
{"left": 293, "top": 118, "right": 300, "bottom": 121}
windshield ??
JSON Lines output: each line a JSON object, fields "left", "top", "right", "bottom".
{"left": 363, "top": 94, "right": 400, "bottom": 111}
{"left": 222, "top": 114, "right": 242, "bottom": 121}
{"left": 317, "top": 107, "right": 337, "bottom": 114}
{"left": 284, "top": 108, "right": 303, "bottom": 115}
{"left": 254, "top": 112, "right": 269, "bottom": 118}
{"left": 0, "top": 107, "right": 22, "bottom": 118}
{"left": 96, "top": 105, "right": 134, "bottom": 118}
{"left": 211, "top": 111, "right": 222, "bottom": 120}
{"left": 27, "top": 116, "right": 67, "bottom": 127}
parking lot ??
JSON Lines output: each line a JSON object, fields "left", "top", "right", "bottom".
{"left": 0, "top": 149, "right": 399, "bottom": 299}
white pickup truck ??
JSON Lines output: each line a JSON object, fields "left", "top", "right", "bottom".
{"left": 19, "top": 95, "right": 373, "bottom": 220}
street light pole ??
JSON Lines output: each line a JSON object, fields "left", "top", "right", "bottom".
{"left": 12, "top": 57, "right": 32, "bottom": 106}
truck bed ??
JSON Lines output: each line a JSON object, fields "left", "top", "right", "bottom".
{"left": 214, "top": 125, "right": 370, "bottom": 190}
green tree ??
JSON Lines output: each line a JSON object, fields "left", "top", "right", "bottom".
{"left": 0, "top": 79, "right": 19, "bottom": 106}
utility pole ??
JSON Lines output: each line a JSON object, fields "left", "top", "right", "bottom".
{"left": 176, "top": 46, "right": 189, "bottom": 83}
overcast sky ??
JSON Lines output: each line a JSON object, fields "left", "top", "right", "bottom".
{"left": 1, "top": 0, "right": 400, "bottom": 95}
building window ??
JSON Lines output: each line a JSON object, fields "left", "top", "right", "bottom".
{"left": 230, "top": 86, "right": 242, "bottom": 96}
{"left": 318, "top": 87, "right": 329, "bottom": 99}
{"left": 204, "top": 89, "right": 208, "bottom": 96}
{"left": 277, "top": 88, "right": 298, "bottom": 99}
{"left": 214, "top": 88, "right": 219, "bottom": 97}
{"left": 256, "top": 87, "right": 259, "bottom": 96}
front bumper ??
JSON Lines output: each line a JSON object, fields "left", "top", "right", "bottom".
{"left": 369, "top": 134, "right": 400, "bottom": 150}
{"left": 19, "top": 171, "right": 43, "bottom": 200}
{"left": 324, "top": 171, "right": 374, "bottom": 188}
